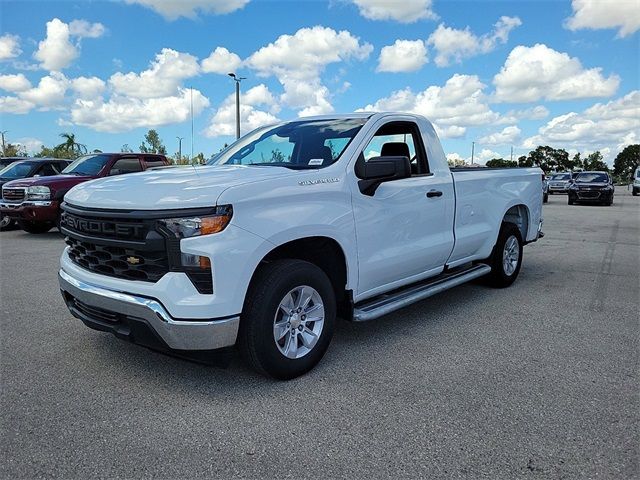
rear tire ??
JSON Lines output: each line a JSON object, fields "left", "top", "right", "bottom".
{"left": 568, "top": 197, "right": 574, "bottom": 205}
{"left": 19, "top": 221, "right": 52, "bottom": 234}
{"left": 484, "top": 223, "right": 523, "bottom": 288}
{"left": 238, "top": 259, "right": 336, "bottom": 380}
{"left": 543, "top": 193, "right": 548, "bottom": 203}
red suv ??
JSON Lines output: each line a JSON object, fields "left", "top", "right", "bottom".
{"left": 0, "top": 153, "right": 170, "bottom": 234}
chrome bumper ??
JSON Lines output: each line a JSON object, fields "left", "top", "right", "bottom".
{"left": 0, "top": 200, "right": 52, "bottom": 209}
{"left": 58, "top": 269, "right": 239, "bottom": 350}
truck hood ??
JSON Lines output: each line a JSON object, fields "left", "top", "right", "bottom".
{"left": 1, "top": 174, "right": 95, "bottom": 191}
{"left": 64, "top": 165, "right": 296, "bottom": 210}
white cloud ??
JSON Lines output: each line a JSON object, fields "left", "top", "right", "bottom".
{"left": 68, "top": 20, "right": 106, "bottom": 38}
{"left": 34, "top": 18, "right": 78, "bottom": 71}
{"left": 109, "top": 48, "right": 200, "bottom": 98}
{"left": 350, "top": 0, "right": 437, "bottom": 23}
{"left": 0, "top": 96, "right": 34, "bottom": 114}
{"left": 566, "top": 0, "right": 640, "bottom": 37}
{"left": 18, "top": 72, "right": 68, "bottom": 109}
{"left": 522, "top": 91, "right": 640, "bottom": 157}
{"left": 0, "top": 34, "right": 21, "bottom": 61}
{"left": 502, "top": 105, "right": 550, "bottom": 123}
{"left": 70, "top": 87, "right": 210, "bottom": 133}
{"left": 377, "top": 39, "right": 428, "bottom": 73}
{"left": 15, "top": 137, "right": 44, "bottom": 154}
{"left": 124, "top": 0, "right": 249, "bottom": 20}
{"left": 428, "top": 16, "right": 521, "bottom": 67}
{"left": 205, "top": 84, "right": 279, "bottom": 137}
{"left": 358, "top": 74, "right": 501, "bottom": 138}
{"left": 0, "top": 74, "right": 32, "bottom": 93}
{"left": 493, "top": 44, "right": 620, "bottom": 102}
{"left": 71, "top": 76, "right": 106, "bottom": 99}
{"left": 478, "top": 126, "right": 521, "bottom": 146}
{"left": 201, "top": 47, "right": 242, "bottom": 74}
{"left": 33, "top": 18, "right": 105, "bottom": 71}
{"left": 246, "top": 26, "right": 372, "bottom": 115}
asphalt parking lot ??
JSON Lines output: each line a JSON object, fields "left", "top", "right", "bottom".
{"left": 1, "top": 190, "right": 638, "bottom": 479}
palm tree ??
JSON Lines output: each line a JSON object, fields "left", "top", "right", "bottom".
{"left": 55, "top": 133, "right": 87, "bottom": 159}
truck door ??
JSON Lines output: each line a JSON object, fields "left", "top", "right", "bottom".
{"left": 351, "top": 120, "right": 455, "bottom": 298}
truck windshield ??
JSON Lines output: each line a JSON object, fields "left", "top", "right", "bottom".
{"left": 0, "top": 161, "right": 35, "bottom": 179}
{"left": 575, "top": 173, "right": 609, "bottom": 183}
{"left": 209, "top": 118, "right": 368, "bottom": 169}
{"left": 62, "top": 154, "right": 111, "bottom": 176}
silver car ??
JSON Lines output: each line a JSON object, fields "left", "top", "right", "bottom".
{"left": 548, "top": 172, "right": 573, "bottom": 194}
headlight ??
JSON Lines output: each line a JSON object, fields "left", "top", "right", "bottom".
{"left": 157, "top": 205, "right": 232, "bottom": 239}
{"left": 26, "top": 186, "right": 51, "bottom": 200}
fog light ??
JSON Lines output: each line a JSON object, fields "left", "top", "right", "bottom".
{"left": 181, "top": 253, "right": 211, "bottom": 269}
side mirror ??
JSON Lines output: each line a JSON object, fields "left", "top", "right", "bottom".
{"left": 355, "top": 155, "right": 411, "bottom": 195}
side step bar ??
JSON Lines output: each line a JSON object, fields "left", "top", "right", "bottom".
{"left": 353, "top": 264, "right": 492, "bottom": 322}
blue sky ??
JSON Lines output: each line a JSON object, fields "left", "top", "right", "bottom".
{"left": 0, "top": 0, "right": 638, "bottom": 164}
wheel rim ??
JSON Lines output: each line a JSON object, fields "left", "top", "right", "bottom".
{"left": 273, "top": 285, "right": 325, "bottom": 359}
{"left": 0, "top": 216, "right": 9, "bottom": 229}
{"left": 502, "top": 235, "right": 520, "bottom": 276}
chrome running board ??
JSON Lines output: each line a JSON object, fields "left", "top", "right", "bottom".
{"left": 353, "top": 264, "right": 491, "bottom": 322}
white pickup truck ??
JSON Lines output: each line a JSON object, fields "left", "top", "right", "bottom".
{"left": 58, "top": 113, "right": 543, "bottom": 379}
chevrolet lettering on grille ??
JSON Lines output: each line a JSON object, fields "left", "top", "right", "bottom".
{"left": 63, "top": 214, "right": 144, "bottom": 237}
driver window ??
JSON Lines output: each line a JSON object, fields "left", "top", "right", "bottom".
{"left": 38, "top": 163, "right": 59, "bottom": 176}
{"left": 362, "top": 122, "right": 429, "bottom": 176}
{"left": 109, "top": 157, "right": 142, "bottom": 175}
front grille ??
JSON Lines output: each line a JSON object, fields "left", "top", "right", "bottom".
{"left": 66, "top": 236, "right": 169, "bottom": 282}
{"left": 578, "top": 191, "right": 600, "bottom": 199}
{"left": 2, "top": 188, "right": 25, "bottom": 202}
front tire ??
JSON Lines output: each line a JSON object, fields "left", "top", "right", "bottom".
{"left": 543, "top": 193, "right": 548, "bottom": 203}
{"left": 0, "top": 215, "right": 14, "bottom": 231}
{"left": 484, "top": 223, "right": 523, "bottom": 288}
{"left": 19, "top": 221, "right": 52, "bottom": 234}
{"left": 238, "top": 259, "right": 336, "bottom": 380}
{"left": 568, "top": 196, "right": 575, "bottom": 205}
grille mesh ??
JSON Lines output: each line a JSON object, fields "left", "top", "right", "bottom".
{"left": 66, "top": 236, "right": 169, "bottom": 282}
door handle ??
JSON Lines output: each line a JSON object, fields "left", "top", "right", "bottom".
{"left": 426, "top": 190, "right": 443, "bottom": 198}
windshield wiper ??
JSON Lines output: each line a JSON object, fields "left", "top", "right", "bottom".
{"left": 245, "top": 163, "right": 319, "bottom": 170}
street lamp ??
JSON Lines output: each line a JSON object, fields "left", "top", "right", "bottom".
{"left": 228, "top": 73, "right": 246, "bottom": 140}
{"left": 176, "top": 136, "right": 183, "bottom": 162}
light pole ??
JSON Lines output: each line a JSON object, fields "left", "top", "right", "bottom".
{"left": 228, "top": 73, "right": 246, "bottom": 140}
{"left": 0, "top": 131, "right": 7, "bottom": 157}
{"left": 471, "top": 141, "right": 475, "bottom": 165}
{"left": 176, "top": 136, "right": 183, "bottom": 162}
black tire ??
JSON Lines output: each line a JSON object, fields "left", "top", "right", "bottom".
{"left": 0, "top": 215, "right": 15, "bottom": 231}
{"left": 568, "top": 197, "right": 574, "bottom": 205}
{"left": 483, "top": 223, "right": 523, "bottom": 288}
{"left": 543, "top": 193, "right": 548, "bottom": 203}
{"left": 238, "top": 259, "right": 336, "bottom": 380}
{"left": 19, "top": 221, "right": 52, "bottom": 234}
{"left": 633, "top": 189, "right": 638, "bottom": 196}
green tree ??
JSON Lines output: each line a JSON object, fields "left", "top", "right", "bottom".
{"left": 121, "top": 144, "right": 133, "bottom": 153}
{"left": 582, "top": 151, "right": 609, "bottom": 172}
{"left": 486, "top": 158, "right": 517, "bottom": 168}
{"left": 517, "top": 155, "right": 533, "bottom": 167}
{"left": 1, "top": 143, "right": 27, "bottom": 157}
{"left": 55, "top": 133, "right": 87, "bottom": 159}
{"left": 140, "top": 130, "right": 167, "bottom": 155}
{"left": 34, "top": 145, "right": 70, "bottom": 159}
{"left": 613, "top": 144, "right": 640, "bottom": 182}
{"left": 192, "top": 152, "right": 206, "bottom": 165}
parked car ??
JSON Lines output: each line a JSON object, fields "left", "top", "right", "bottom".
{"left": 547, "top": 172, "right": 573, "bottom": 194}
{"left": 632, "top": 166, "right": 640, "bottom": 196}
{"left": 58, "top": 113, "right": 544, "bottom": 379}
{"left": 0, "top": 156, "right": 28, "bottom": 170}
{"left": 568, "top": 171, "right": 614, "bottom": 206}
{"left": 0, "top": 153, "right": 169, "bottom": 234}
{"left": 0, "top": 158, "right": 71, "bottom": 230}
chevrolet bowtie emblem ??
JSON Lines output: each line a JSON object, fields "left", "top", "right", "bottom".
{"left": 126, "top": 256, "right": 141, "bottom": 265}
